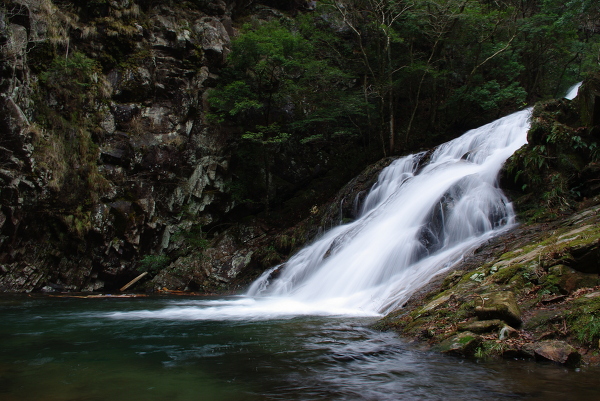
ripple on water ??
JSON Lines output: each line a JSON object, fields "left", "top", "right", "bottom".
{"left": 1, "top": 297, "right": 600, "bottom": 401}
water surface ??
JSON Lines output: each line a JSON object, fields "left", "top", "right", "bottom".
{"left": 1, "top": 295, "right": 599, "bottom": 401}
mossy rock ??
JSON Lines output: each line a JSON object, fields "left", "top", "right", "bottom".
{"left": 523, "top": 308, "right": 565, "bottom": 331}
{"left": 544, "top": 265, "right": 600, "bottom": 294}
{"left": 433, "top": 331, "right": 482, "bottom": 357}
{"left": 566, "top": 292, "right": 600, "bottom": 346}
{"left": 475, "top": 291, "right": 522, "bottom": 328}
{"left": 489, "top": 263, "right": 524, "bottom": 284}
{"left": 457, "top": 319, "right": 504, "bottom": 334}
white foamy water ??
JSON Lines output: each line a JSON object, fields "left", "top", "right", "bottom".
{"left": 107, "top": 84, "right": 581, "bottom": 321}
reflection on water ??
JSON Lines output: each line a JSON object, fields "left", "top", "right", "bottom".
{"left": 1, "top": 295, "right": 600, "bottom": 401}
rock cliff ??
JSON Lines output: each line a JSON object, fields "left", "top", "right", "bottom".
{"left": 0, "top": 0, "right": 364, "bottom": 293}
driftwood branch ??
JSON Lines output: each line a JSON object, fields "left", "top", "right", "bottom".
{"left": 120, "top": 272, "right": 148, "bottom": 292}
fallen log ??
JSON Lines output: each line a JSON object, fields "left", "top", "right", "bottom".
{"left": 120, "top": 272, "right": 148, "bottom": 292}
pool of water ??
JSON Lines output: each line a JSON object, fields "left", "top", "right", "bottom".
{"left": 1, "top": 295, "right": 599, "bottom": 401}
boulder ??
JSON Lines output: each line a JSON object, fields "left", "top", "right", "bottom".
{"left": 457, "top": 319, "right": 504, "bottom": 334}
{"left": 475, "top": 291, "right": 522, "bottom": 327}
{"left": 531, "top": 340, "right": 581, "bottom": 367}
{"left": 545, "top": 264, "right": 600, "bottom": 293}
{"left": 433, "top": 331, "right": 482, "bottom": 357}
{"left": 565, "top": 242, "right": 600, "bottom": 274}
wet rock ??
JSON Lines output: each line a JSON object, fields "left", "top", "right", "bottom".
{"left": 434, "top": 331, "right": 482, "bottom": 357}
{"left": 421, "top": 293, "right": 454, "bottom": 314}
{"left": 502, "top": 346, "right": 535, "bottom": 360}
{"left": 457, "top": 319, "right": 504, "bottom": 334}
{"left": 544, "top": 264, "right": 600, "bottom": 293}
{"left": 475, "top": 291, "right": 522, "bottom": 328}
{"left": 530, "top": 340, "right": 581, "bottom": 366}
{"left": 149, "top": 267, "right": 189, "bottom": 291}
{"left": 150, "top": 224, "right": 264, "bottom": 292}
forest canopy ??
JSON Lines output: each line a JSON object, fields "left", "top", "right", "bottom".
{"left": 209, "top": 0, "right": 600, "bottom": 155}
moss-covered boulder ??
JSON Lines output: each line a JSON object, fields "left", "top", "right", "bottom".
{"left": 433, "top": 331, "right": 482, "bottom": 357}
{"left": 504, "top": 77, "right": 600, "bottom": 218}
{"left": 474, "top": 291, "right": 522, "bottom": 328}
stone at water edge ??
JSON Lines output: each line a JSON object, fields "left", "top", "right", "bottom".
{"left": 529, "top": 340, "right": 581, "bottom": 367}
{"left": 433, "top": 331, "right": 482, "bottom": 357}
{"left": 498, "top": 325, "right": 519, "bottom": 340}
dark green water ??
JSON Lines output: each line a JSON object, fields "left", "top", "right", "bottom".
{"left": 1, "top": 295, "right": 599, "bottom": 401}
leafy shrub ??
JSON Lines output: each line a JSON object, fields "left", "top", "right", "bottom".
{"left": 137, "top": 254, "right": 171, "bottom": 275}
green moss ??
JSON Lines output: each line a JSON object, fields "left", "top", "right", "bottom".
{"left": 474, "top": 341, "right": 507, "bottom": 359}
{"left": 458, "top": 334, "right": 475, "bottom": 344}
{"left": 540, "top": 273, "right": 562, "bottom": 294}
{"left": 490, "top": 263, "right": 523, "bottom": 284}
{"left": 441, "top": 270, "right": 465, "bottom": 290}
{"left": 567, "top": 295, "right": 600, "bottom": 346}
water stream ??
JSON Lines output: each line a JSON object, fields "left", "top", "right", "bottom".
{"left": 2, "top": 295, "right": 600, "bottom": 401}
{"left": 2, "top": 84, "right": 595, "bottom": 400}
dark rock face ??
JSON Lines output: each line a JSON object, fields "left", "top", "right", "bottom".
{"left": 0, "top": 1, "right": 368, "bottom": 293}
{"left": 503, "top": 74, "right": 600, "bottom": 216}
{"left": 0, "top": 0, "right": 233, "bottom": 292}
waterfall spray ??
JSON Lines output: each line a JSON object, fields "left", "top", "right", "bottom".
{"left": 109, "top": 84, "right": 581, "bottom": 321}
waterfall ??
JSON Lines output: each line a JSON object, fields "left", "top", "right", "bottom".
{"left": 247, "top": 111, "right": 528, "bottom": 314}
{"left": 246, "top": 83, "right": 582, "bottom": 316}
{"left": 108, "top": 84, "right": 581, "bottom": 321}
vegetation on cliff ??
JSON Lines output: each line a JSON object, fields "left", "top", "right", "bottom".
{"left": 505, "top": 77, "right": 600, "bottom": 220}
{"left": 0, "top": 0, "right": 599, "bottom": 294}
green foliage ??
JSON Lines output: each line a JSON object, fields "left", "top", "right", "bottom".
{"left": 474, "top": 341, "right": 507, "bottom": 359}
{"left": 452, "top": 81, "right": 527, "bottom": 112}
{"left": 568, "top": 297, "right": 600, "bottom": 346}
{"left": 505, "top": 96, "right": 599, "bottom": 215}
{"left": 209, "top": 17, "right": 369, "bottom": 210}
{"left": 208, "top": 18, "right": 363, "bottom": 140}
{"left": 39, "top": 52, "right": 102, "bottom": 111}
{"left": 33, "top": 51, "right": 110, "bottom": 206}
{"left": 138, "top": 254, "right": 171, "bottom": 275}
{"left": 180, "top": 225, "right": 211, "bottom": 249}
{"left": 243, "top": 124, "right": 290, "bottom": 144}
{"left": 208, "top": 0, "right": 598, "bottom": 156}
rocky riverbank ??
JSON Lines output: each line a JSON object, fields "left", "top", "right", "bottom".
{"left": 0, "top": 0, "right": 368, "bottom": 293}
{"left": 374, "top": 80, "right": 600, "bottom": 367}
{"left": 375, "top": 201, "right": 600, "bottom": 367}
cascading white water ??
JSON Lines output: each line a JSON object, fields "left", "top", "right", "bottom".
{"left": 246, "top": 83, "right": 583, "bottom": 315}
{"left": 108, "top": 84, "right": 581, "bottom": 321}
{"left": 247, "top": 109, "right": 529, "bottom": 314}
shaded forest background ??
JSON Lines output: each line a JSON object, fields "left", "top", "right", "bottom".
{"left": 0, "top": 0, "right": 599, "bottom": 293}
